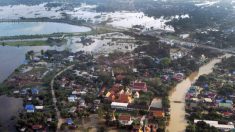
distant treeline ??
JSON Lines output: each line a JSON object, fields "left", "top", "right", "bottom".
{"left": 0, "top": 0, "right": 51, "bottom": 6}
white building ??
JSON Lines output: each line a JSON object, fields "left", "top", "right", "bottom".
{"left": 111, "top": 102, "right": 128, "bottom": 110}
{"left": 68, "top": 95, "right": 78, "bottom": 102}
{"left": 35, "top": 106, "right": 44, "bottom": 110}
{"left": 194, "top": 120, "right": 234, "bottom": 132}
{"left": 67, "top": 56, "right": 74, "bottom": 62}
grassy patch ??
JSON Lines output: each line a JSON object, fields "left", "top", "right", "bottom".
{"left": 166, "top": 34, "right": 180, "bottom": 40}
{"left": 1, "top": 40, "right": 48, "bottom": 46}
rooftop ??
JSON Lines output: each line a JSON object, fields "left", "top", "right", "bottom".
{"left": 194, "top": 120, "right": 235, "bottom": 129}
{"left": 111, "top": 102, "right": 128, "bottom": 107}
{"left": 118, "top": 94, "right": 132, "bottom": 103}
{"left": 25, "top": 104, "right": 34, "bottom": 110}
{"left": 66, "top": 118, "right": 73, "bottom": 125}
{"left": 119, "top": 114, "right": 131, "bottom": 121}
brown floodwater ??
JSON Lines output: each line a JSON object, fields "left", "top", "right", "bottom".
{"left": 166, "top": 54, "right": 232, "bottom": 132}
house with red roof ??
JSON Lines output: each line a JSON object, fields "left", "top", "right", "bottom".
{"left": 32, "top": 124, "right": 43, "bottom": 130}
{"left": 130, "top": 81, "right": 147, "bottom": 92}
{"left": 118, "top": 114, "right": 133, "bottom": 126}
{"left": 117, "top": 93, "right": 132, "bottom": 103}
{"left": 152, "top": 110, "right": 165, "bottom": 118}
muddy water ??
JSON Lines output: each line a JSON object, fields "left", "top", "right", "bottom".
{"left": 0, "top": 95, "right": 23, "bottom": 132}
{"left": 166, "top": 54, "right": 231, "bottom": 132}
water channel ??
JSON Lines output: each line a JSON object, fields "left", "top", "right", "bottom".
{"left": 166, "top": 54, "right": 232, "bottom": 132}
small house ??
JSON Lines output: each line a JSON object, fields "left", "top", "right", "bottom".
{"left": 66, "top": 118, "right": 73, "bottom": 125}
{"left": 118, "top": 114, "right": 133, "bottom": 126}
{"left": 32, "top": 125, "right": 43, "bottom": 130}
{"left": 173, "top": 73, "right": 184, "bottom": 81}
{"left": 152, "top": 110, "right": 165, "bottom": 118}
{"left": 67, "top": 56, "right": 74, "bottom": 62}
{"left": 93, "top": 99, "right": 101, "bottom": 105}
{"left": 134, "top": 92, "right": 140, "bottom": 99}
{"left": 79, "top": 99, "right": 86, "bottom": 107}
{"left": 219, "top": 103, "right": 233, "bottom": 109}
{"left": 35, "top": 106, "right": 44, "bottom": 110}
{"left": 33, "top": 57, "right": 40, "bottom": 62}
{"left": 204, "top": 98, "right": 213, "bottom": 103}
{"left": 130, "top": 81, "right": 147, "bottom": 92}
{"left": 31, "top": 88, "right": 39, "bottom": 95}
{"left": 69, "top": 107, "right": 77, "bottom": 113}
{"left": 150, "top": 98, "right": 162, "bottom": 109}
{"left": 13, "top": 90, "right": 20, "bottom": 94}
{"left": 25, "top": 104, "right": 35, "bottom": 113}
{"left": 68, "top": 95, "right": 78, "bottom": 102}
{"left": 226, "top": 100, "right": 233, "bottom": 104}
{"left": 20, "top": 89, "right": 28, "bottom": 95}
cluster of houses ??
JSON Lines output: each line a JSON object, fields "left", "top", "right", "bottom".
{"left": 14, "top": 87, "right": 53, "bottom": 131}
{"left": 22, "top": 88, "right": 44, "bottom": 113}
{"left": 105, "top": 81, "right": 147, "bottom": 108}
{"left": 185, "top": 56, "right": 235, "bottom": 131}
{"left": 98, "top": 80, "right": 166, "bottom": 131}
{"left": 186, "top": 86, "right": 234, "bottom": 110}
{"left": 6, "top": 63, "right": 48, "bottom": 88}
{"left": 161, "top": 70, "right": 184, "bottom": 82}
{"left": 186, "top": 85, "right": 235, "bottom": 131}
{"left": 52, "top": 55, "right": 101, "bottom": 127}
{"left": 7, "top": 50, "right": 95, "bottom": 131}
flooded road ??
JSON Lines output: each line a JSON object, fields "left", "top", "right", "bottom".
{"left": 166, "top": 54, "right": 231, "bottom": 132}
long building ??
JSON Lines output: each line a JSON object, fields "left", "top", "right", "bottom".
{"left": 194, "top": 119, "right": 235, "bottom": 132}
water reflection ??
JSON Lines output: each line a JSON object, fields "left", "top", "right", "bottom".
{"left": 0, "top": 22, "right": 91, "bottom": 37}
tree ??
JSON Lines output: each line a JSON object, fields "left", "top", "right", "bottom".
{"left": 122, "top": 76, "right": 133, "bottom": 86}
{"left": 162, "top": 97, "right": 170, "bottom": 108}
{"left": 197, "top": 75, "right": 208, "bottom": 84}
{"left": 98, "top": 127, "right": 106, "bottom": 132}
{"left": 160, "top": 57, "right": 171, "bottom": 68}
{"left": 218, "top": 84, "right": 234, "bottom": 96}
{"left": 26, "top": 50, "right": 35, "bottom": 60}
{"left": 41, "top": 50, "right": 44, "bottom": 55}
{"left": 186, "top": 121, "right": 219, "bottom": 132}
{"left": 186, "top": 124, "right": 196, "bottom": 132}
{"left": 148, "top": 77, "right": 162, "bottom": 87}
{"left": 142, "top": 57, "right": 155, "bottom": 68}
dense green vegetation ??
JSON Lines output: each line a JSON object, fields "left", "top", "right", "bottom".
{"left": 186, "top": 121, "right": 219, "bottom": 132}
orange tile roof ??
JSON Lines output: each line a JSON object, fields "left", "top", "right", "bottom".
{"left": 152, "top": 110, "right": 165, "bottom": 118}
{"left": 118, "top": 94, "right": 132, "bottom": 103}
{"left": 119, "top": 114, "right": 131, "bottom": 121}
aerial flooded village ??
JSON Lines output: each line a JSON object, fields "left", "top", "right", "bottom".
{"left": 0, "top": 0, "right": 235, "bottom": 132}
